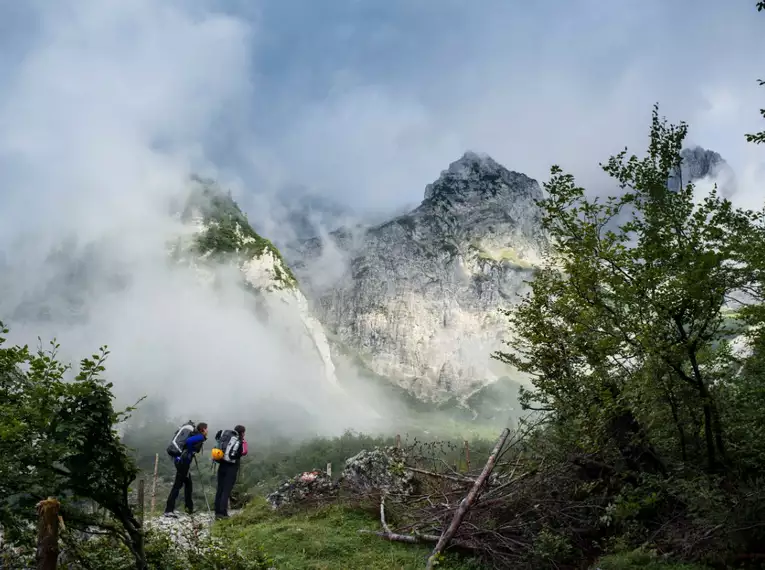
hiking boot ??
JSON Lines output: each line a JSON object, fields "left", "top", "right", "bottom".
{"left": 163, "top": 512, "right": 178, "bottom": 519}
{"left": 215, "top": 514, "right": 229, "bottom": 520}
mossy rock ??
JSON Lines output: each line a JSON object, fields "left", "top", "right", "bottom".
{"left": 184, "top": 175, "right": 297, "bottom": 288}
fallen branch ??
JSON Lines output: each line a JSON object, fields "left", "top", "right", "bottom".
{"left": 380, "top": 494, "right": 392, "bottom": 534}
{"left": 358, "top": 530, "right": 475, "bottom": 550}
{"left": 425, "top": 427, "right": 511, "bottom": 570}
{"left": 407, "top": 466, "right": 475, "bottom": 483}
{"left": 360, "top": 529, "right": 440, "bottom": 543}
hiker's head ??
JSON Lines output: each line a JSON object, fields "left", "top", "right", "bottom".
{"left": 197, "top": 422, "right": 208, "bottom": 436}
{"left": 234, "top": 425, "right": 245, "bottom": 437}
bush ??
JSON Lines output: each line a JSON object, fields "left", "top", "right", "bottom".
{"left": 594, "top": 549, "right": 710, "bottom": 570}
{"left": 54, "top": 527, "right": 273, "bottom": 570}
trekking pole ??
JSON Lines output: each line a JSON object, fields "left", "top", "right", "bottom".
{"left": 193, "top": 456, "right": 213, "bottom": 526}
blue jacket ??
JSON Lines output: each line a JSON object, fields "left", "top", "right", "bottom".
{"left": 175, "top": 432, "right": 205, "bottom": 464}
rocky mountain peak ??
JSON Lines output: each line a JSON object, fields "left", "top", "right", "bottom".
{"left": 667, "top": 146, "right": 736, "bottom": 196}
{"left": 423, "top": 151, "right": 542, "bottom": 207}
{"left": 288, "top": 154, "right": 549, "bottom": 402}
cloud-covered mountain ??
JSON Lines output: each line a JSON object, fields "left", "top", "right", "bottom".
{"left": 287, "top": 151, "right": 549, "bottom": 402}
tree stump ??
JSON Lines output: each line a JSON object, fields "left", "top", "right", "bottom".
{"left": 36, "top": 497, "right": 60, "bottom": 570}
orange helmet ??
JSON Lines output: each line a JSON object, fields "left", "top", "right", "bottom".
{"left": 211, "top": 448, "right": 224, "bottom": 461}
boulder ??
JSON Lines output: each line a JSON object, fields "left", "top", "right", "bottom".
{"left": 339, "top": 446, "right": 416, "bottom": 497}
{"left": 266, "top": 470, "right": 335, "bottom": 509}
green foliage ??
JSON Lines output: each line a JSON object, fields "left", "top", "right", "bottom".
{"left": 495, "top": 104, "right": 765, "bottom": 473}
{"left": 594, "top": 549, "right": 710, "bottom": 570}
{"left": 0, "top": 322, "right": 147, "bottom": 567}
{"left": 217, "top": 497, "right": 479, "bottom": 570}
{"left": 746, "top": 4, "right": 764, "bottom": 142}
{"left": 530, "top": 528, "right": 573, "bottom": 565}
{"left": 490, "top": 100, "right": 765, "bottom": 567}
{"left": 44, "top": 526, "right": 273, "bottom": 570}
{"left": 745, "top": 77, "right": 765, "bottom": 145}
{"left": 185, "top": 176, "right": 296, "bottom": 288}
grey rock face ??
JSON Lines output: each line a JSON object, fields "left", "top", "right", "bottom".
{"left": 668, "top": 146, "right": 735, "bottom": 197}
{"left": 144, "top": 512, "right": 222, "bottom": 545}
{"left": 340, "top": 447, "right": 416, "bottom": 497}
{"left": 266, "top": 470, "right": 336, "bottom": 509}
{"left": 288, "top": 151, "right": 548, "bottom": 401}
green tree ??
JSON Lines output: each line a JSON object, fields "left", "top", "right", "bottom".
{"left": 746, "top": 2, "right": 765, "bottom": 143}
{"left": 494, "top": 106, "right": 765, "bottom": 473}
{"left": 0, "top": 322, "right": 147, "bottom": 569}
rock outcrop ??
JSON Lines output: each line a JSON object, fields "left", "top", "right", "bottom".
{"left": 266, "top": 446, "right": 417, "bottom": 510}
{"left": 668, "top": 146, "right": 735, "bottom": 197}
{"left": 174, "top": 177, "right": 341, "bottom": 389}
{"left": 266, "top": 470, "right": 335, "bottom": 509}
{"left": 287, "top": 152, "right": 549, "bottom": 401}
{"left": 340, "top": 447, "right": 416, "bottom": 497}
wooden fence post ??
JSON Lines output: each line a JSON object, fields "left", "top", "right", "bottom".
{"left": 464, "top": 440, "right": 471, "bottom": 472}
{"left": 36, "top": 497, "right": 60, "bottom": 570}
{"left": 395, "top": 434, "right": 401, "bottom": 449}
{"left": 326, "top": 462, "right": 332, "bottom": 477}
{"left": 137, "top": 479, "right": 145, "bottom": 526}
{"left": 150, "top": 453, "right": 159, "bottom": 515}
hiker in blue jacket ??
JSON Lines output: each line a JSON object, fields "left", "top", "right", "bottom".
{"left": 164, "top": 422, "right": 208, "bottom": 517}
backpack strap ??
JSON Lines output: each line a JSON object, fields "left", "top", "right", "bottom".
{"left": 170, "top": 424, "right": 193, "bottom": 454}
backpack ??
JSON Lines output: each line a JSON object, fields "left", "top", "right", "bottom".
{"left": 166, "top": 421, "right": 196, "bottom": 458}
{"left": 217, "top": 429, "right": 242, "bottom": 464}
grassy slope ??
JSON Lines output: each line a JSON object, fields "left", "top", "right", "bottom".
{"left": 216, "top": 498, "right": 480, "bottom": 570}
{"left": 212, "top": 500, "right": 709, "bottom": 570}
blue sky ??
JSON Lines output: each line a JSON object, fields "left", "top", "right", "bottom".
{"left": 0, "top": 0, "right": 763, "bottom": 228}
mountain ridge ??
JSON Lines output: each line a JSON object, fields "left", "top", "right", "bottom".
{"left": 286, "top": 150, "right": 548, "bottom": 401}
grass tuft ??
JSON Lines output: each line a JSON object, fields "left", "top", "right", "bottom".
{"left": 215, "top": 497, "right": 481, "bottom": 570}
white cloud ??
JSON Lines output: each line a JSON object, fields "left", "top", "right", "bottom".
{"left": 0, "top": 0, "right": 381, "bottom": 437}
{"left": 0, "top": 0, "right": 763, "bottom": 437}
{"left": 253, "top": 0, "right": 764, "bottom": 212}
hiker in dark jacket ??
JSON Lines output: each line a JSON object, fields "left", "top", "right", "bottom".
{"left": 164, "top": 422, "right": 208, "bottom": 517}
{"left": 214, "top": 425, "right": 248, "bottom": 519}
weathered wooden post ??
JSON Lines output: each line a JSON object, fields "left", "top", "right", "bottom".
{"left": 150, "top": 453, "right": 159, "bottom": 514}
{"left": 464, "top": 440, "right": 471, "bottom": 472}
{"left": 137, "top": 479, "right": 146, "bottom": 525}
{"left": 395, "top": 434, "right": 401, "bottom": 449}
{"left": 326, "top": 462, "right": 332, "bottom": 477}
{"left": 36, "top": 497, "right": 60, "bottom": 570}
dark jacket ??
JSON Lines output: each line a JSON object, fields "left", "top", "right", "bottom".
{"left": 175, "top": 430, "right": 206, "bottom": 465}
{"left": 214, "top": 429, "right": 248, "bottom": 465}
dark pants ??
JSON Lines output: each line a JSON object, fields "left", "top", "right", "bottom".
{"left": 214, "top": 462, "right": 238, "bottom": 516}
{"left": 165, "top": 460, "right": 193, "bottom": 513}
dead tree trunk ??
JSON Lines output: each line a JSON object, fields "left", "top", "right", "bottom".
{"left": 425, "top": 427, "right": 510, "bottom": 569}
{"left": 36, "top": 497, "right": 60, "bottom": 570}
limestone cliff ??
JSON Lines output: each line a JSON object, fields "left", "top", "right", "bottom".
{"left": 174, "top": 176, "right": 340, "bottom": 389}
{"left": 288, "top": 152, "right": 549, "bottom": 401}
